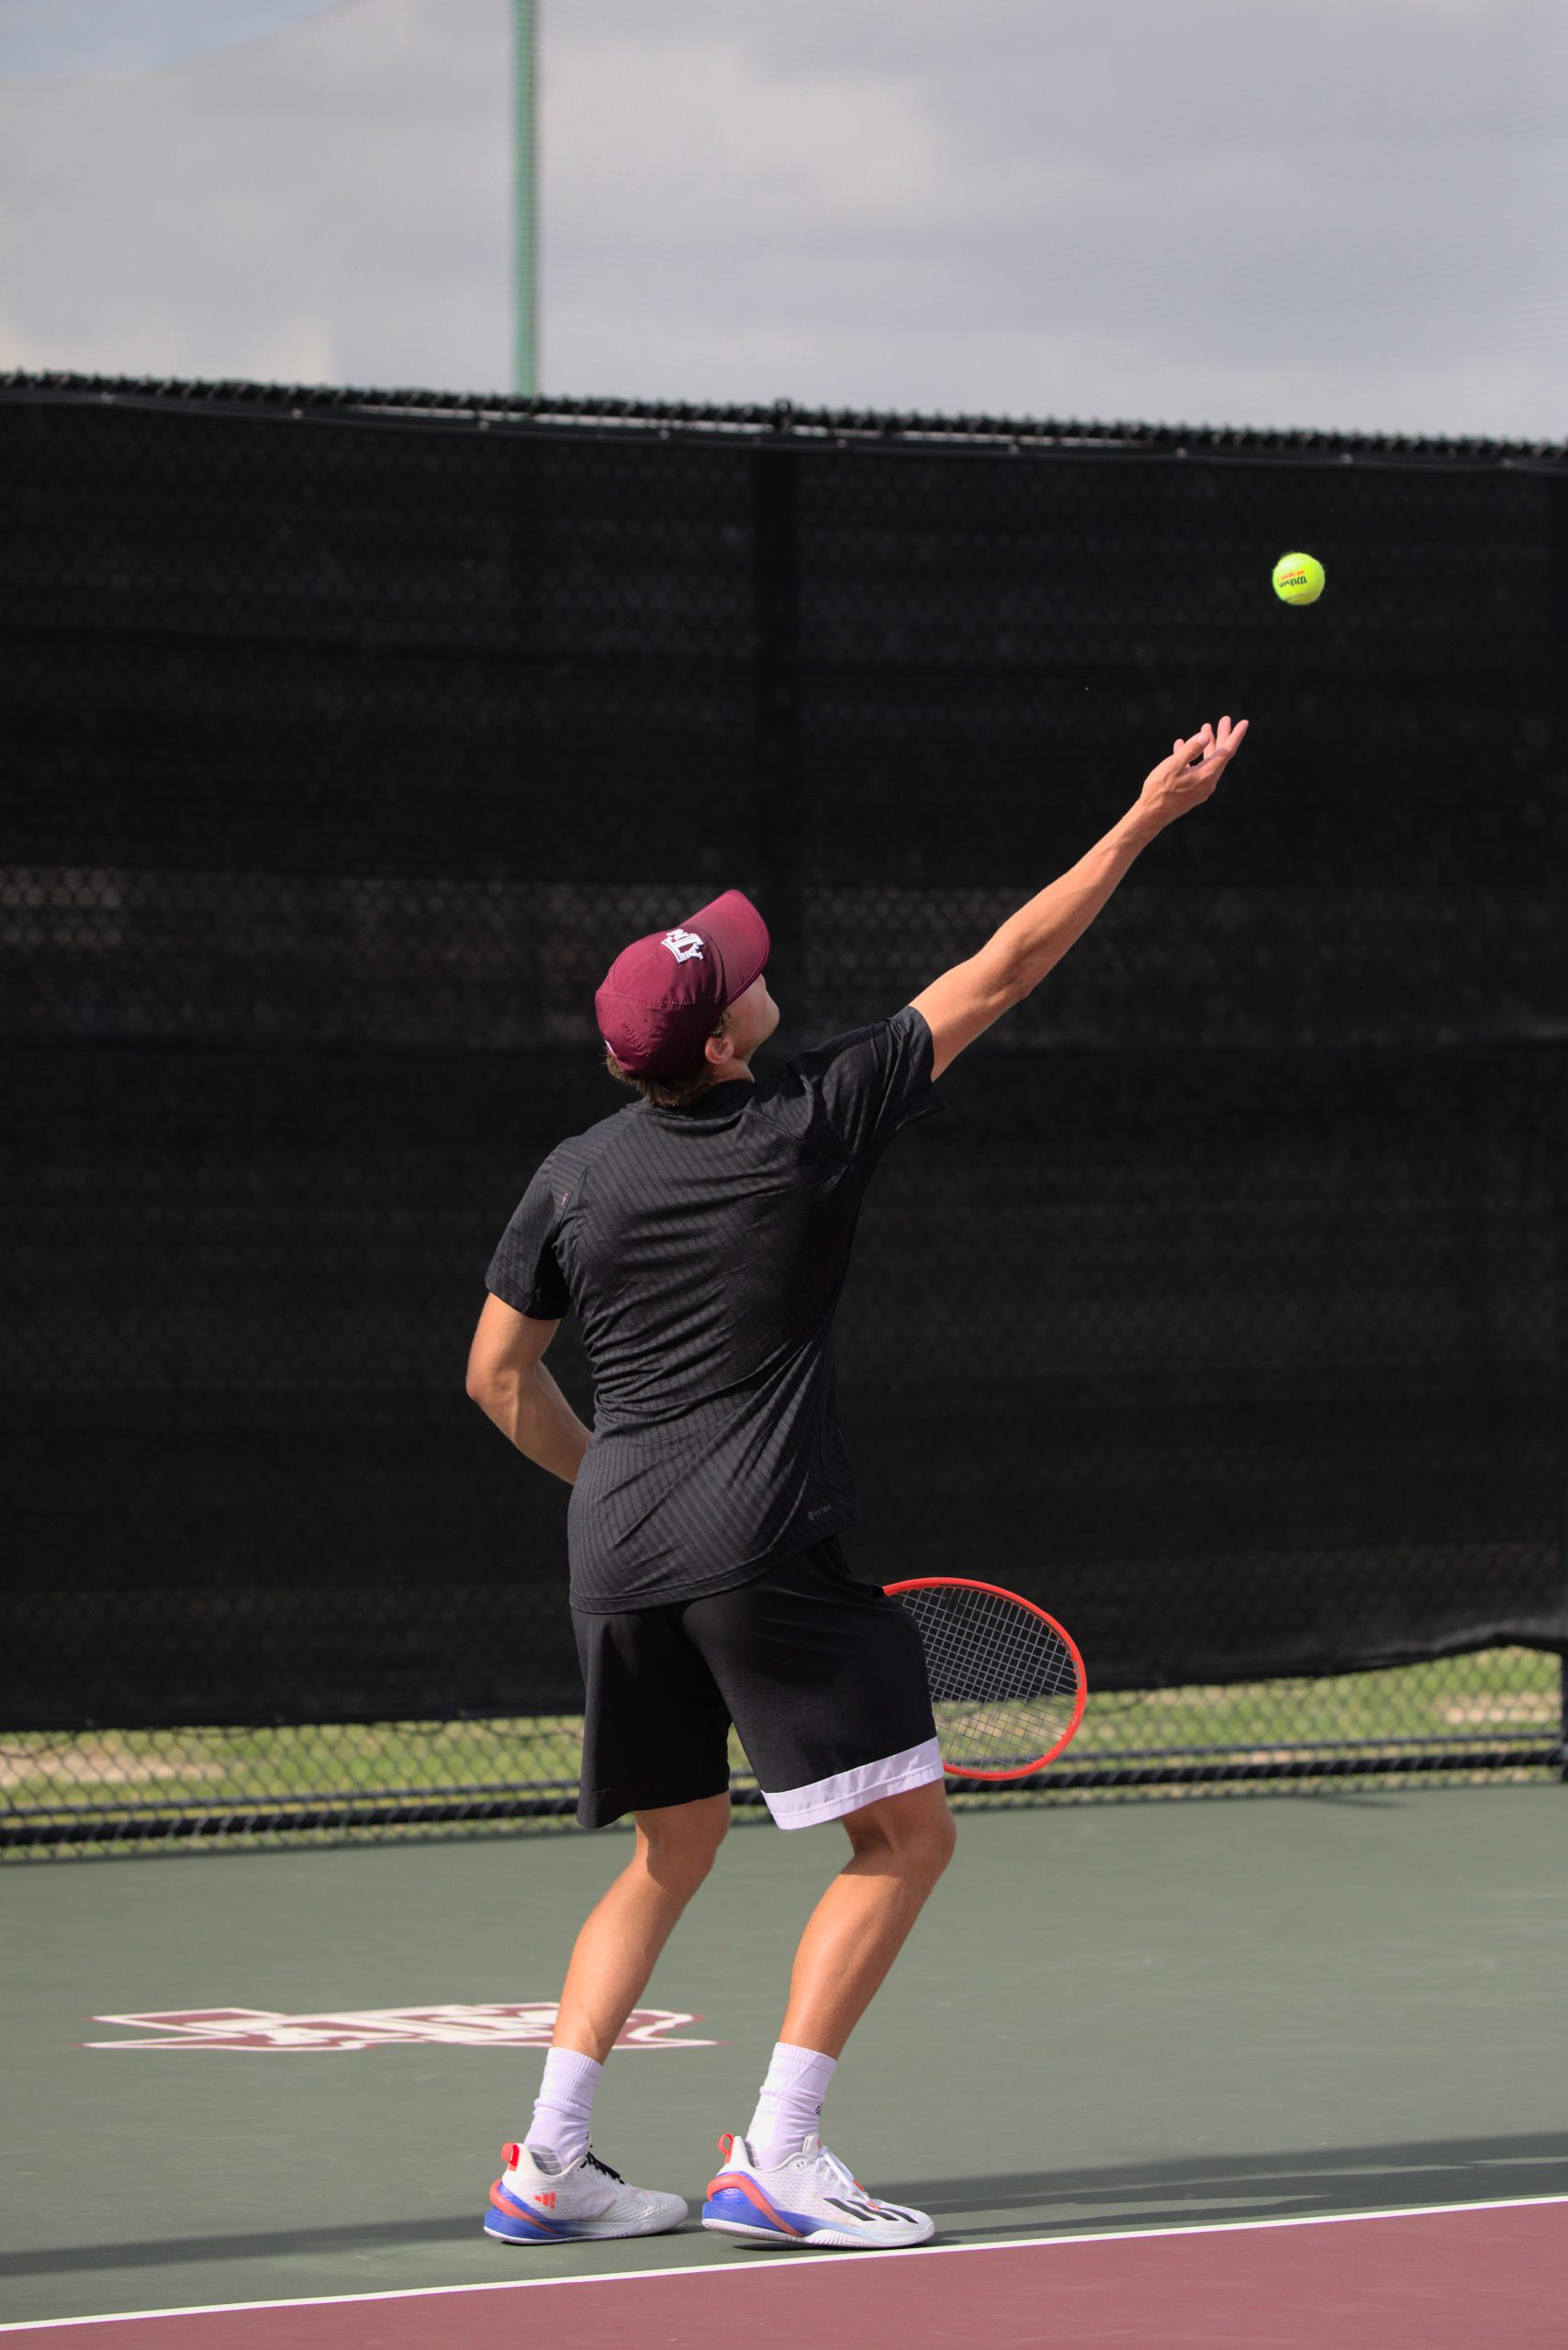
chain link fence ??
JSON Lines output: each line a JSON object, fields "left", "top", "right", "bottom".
{"left": 4, "top": 1647, "right": 1563, "bottom": 1853}
{"left": 4, "top": 375, "right": 1565, "bottom": 1852}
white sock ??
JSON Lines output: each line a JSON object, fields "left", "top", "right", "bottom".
{"left": 523, "top": 2048, "right": 602, "bottom": 2168}
{"left": 746, "top": 2041, "right": 838, "bottom": 2168}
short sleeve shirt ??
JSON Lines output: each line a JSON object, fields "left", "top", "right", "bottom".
{"left": 486, "top": 1005, "right": 943, "bottom": 1610}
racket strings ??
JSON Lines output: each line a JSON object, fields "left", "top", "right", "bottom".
{"left": 892, "top": 1584, "right": 1081, "bottom": 1774}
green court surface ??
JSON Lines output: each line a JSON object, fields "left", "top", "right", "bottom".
{"left": 3, "top": 1787, "right": 1564, "bottom": 2330}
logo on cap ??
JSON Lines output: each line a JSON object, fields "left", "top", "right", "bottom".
{"left": 660, "top": 927, "right": 706, "bottom": 965}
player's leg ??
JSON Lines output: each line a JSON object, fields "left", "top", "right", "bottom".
{"left": 549, "top": 1790, "right": 730, "bottom": 2065}
{"left": 777, "top": 1776, "right": 955, "bottom": 2056}
{"left": 485, "top": 1600, "right": 731, "bottom": 2247}
{"left": 689, "top": 1540, "right": 950, "bottom": 2248}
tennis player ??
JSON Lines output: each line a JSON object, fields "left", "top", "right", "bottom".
{"left": 467, "top": 717, "right": 1248, "bottom": 2249}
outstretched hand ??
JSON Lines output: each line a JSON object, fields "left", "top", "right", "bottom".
{"left": 1137, "top": 716, "right": 1249, "bottom": 830}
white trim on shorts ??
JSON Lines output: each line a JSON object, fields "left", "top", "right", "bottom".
{"left": 761, "top": 1736, "right": 945, "bottom": 1830}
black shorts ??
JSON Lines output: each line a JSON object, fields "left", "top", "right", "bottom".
{"left": 571, "top": 1537, "right": 941, "bottom": 1831}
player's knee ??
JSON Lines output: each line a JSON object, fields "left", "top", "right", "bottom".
{"left": 931, "top": 1803, "right": 958, "bottom": 1874}
{"left": 914, "top": 1803, "right": 958, "bottom": 1882}
{"left": 846, "top": 1786, "right": 956, "bottom": 1884}
{"left": 637, "top": 1796, "right": 729, "bottom": 1895}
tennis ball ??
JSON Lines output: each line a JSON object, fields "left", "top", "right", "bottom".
{"left": 1272, "top": 551, "right": 1325, "bottom": 606}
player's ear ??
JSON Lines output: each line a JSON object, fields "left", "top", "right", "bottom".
{"left": 705, "top": 1008, "right": 735, "bottom": 1067}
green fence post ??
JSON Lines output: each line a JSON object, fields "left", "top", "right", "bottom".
{"left": 513, "top": 0, "right": 539, "bottom": 398}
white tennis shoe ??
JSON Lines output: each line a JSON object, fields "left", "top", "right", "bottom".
{"left": 485, "top": 2142, "right": 689, "bottom": 2243}
{"left": 701, "top": 2131, "right": 935, "bottom": 2249}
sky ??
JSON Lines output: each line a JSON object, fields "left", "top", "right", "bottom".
{"left": 0, "top": 0, "right": 1564, "bottom": 439}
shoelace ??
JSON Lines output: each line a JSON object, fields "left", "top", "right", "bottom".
{"left": 582, "top": 2149, "right": 626, "bottom": 2185}
{"left": 809, "top": 2144, "right": 871, "bottom": 2202}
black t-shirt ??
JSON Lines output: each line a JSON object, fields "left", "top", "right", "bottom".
{"left": 486, "top": 1005, "right": 944, "bottom": 1611}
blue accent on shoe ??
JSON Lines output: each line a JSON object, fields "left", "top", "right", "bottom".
{"left": 485, "top": 2184, "right": 568, "bottom": 2242}
{"left": 701, "top": 2186, "right": 820, "bottom": 2237}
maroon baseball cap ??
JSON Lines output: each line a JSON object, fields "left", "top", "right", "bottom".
{"left": 595, "top": 890, "right": 771, "bottom": 1080}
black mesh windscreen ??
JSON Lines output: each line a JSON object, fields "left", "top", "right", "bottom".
{"left": 4, "top": 382, "right": 1566, "bottom": 1731}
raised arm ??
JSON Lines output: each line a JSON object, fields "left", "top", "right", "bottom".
{"left": 909, "top": 716, "right": 1249, "bottom": 1080}
{"left": 465, "top": 1293, "right": 591, "bottom": 1484}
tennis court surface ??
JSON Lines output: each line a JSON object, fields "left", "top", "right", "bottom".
{"left": 4, "top": 1787, "right": 1564, "bottom": 2344}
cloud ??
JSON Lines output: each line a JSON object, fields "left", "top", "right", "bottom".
{"left": 541, "top": 0, "right": 1567, "bottom": 434}
{"left": 0, "top": 290, "right": 340, "bottom": 386}
{"left": 0, "top": 1, "right": 360, "bottom": 78}
{"left": 0, "top": 0, "right": 1562, "bottom": 436}
{"left": 0, "top": 0, "right": 510, "bottom": 391}
{"left": 549, "top": 37, "right": 950, "bottom": 239}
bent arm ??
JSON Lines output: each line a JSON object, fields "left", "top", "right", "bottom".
{"left": 465, "top": 1292, "right": 591, "bottom": 1485}
{"left": 911, "top": 716, "right": 1248, "bottom": 1080}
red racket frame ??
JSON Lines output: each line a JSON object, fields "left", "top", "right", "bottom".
{"left": 883, "top": 1575, "right": 1089, "bottom": 1781}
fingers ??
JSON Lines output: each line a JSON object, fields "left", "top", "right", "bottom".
{"left": 1187, "top": 715, "right": 1249, "bottom": 766}
{"left": 1154, "top": 718, "right": 1249, "bottom": 802}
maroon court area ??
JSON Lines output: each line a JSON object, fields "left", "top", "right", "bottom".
{"left": 6, "top": 2201, "right": 1563, "bottom": 2350}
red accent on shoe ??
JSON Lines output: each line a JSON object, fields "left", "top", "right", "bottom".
{"left": 500, "top": 2143, "right": 521, "bottom": 2169}
{"left": 489, "top": 2179, "right": 566, "bottom": 2234}
{"left": 717, "top": 2132, "right": 734, "bottom": 2161}
{"left": 708, "top": 2172, "right": 804, "bottom": 2238}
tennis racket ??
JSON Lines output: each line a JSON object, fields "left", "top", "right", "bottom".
{"left": 883, "top": 1578, "right": 1086, "bottom": 1781}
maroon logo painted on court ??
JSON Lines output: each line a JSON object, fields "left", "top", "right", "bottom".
{"left": 84, "top": 2003, "right": 713, "bottom": 2053}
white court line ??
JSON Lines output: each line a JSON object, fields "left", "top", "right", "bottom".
{"left": 2, "top": 2193, "right": 1565, "bottom": 2333}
